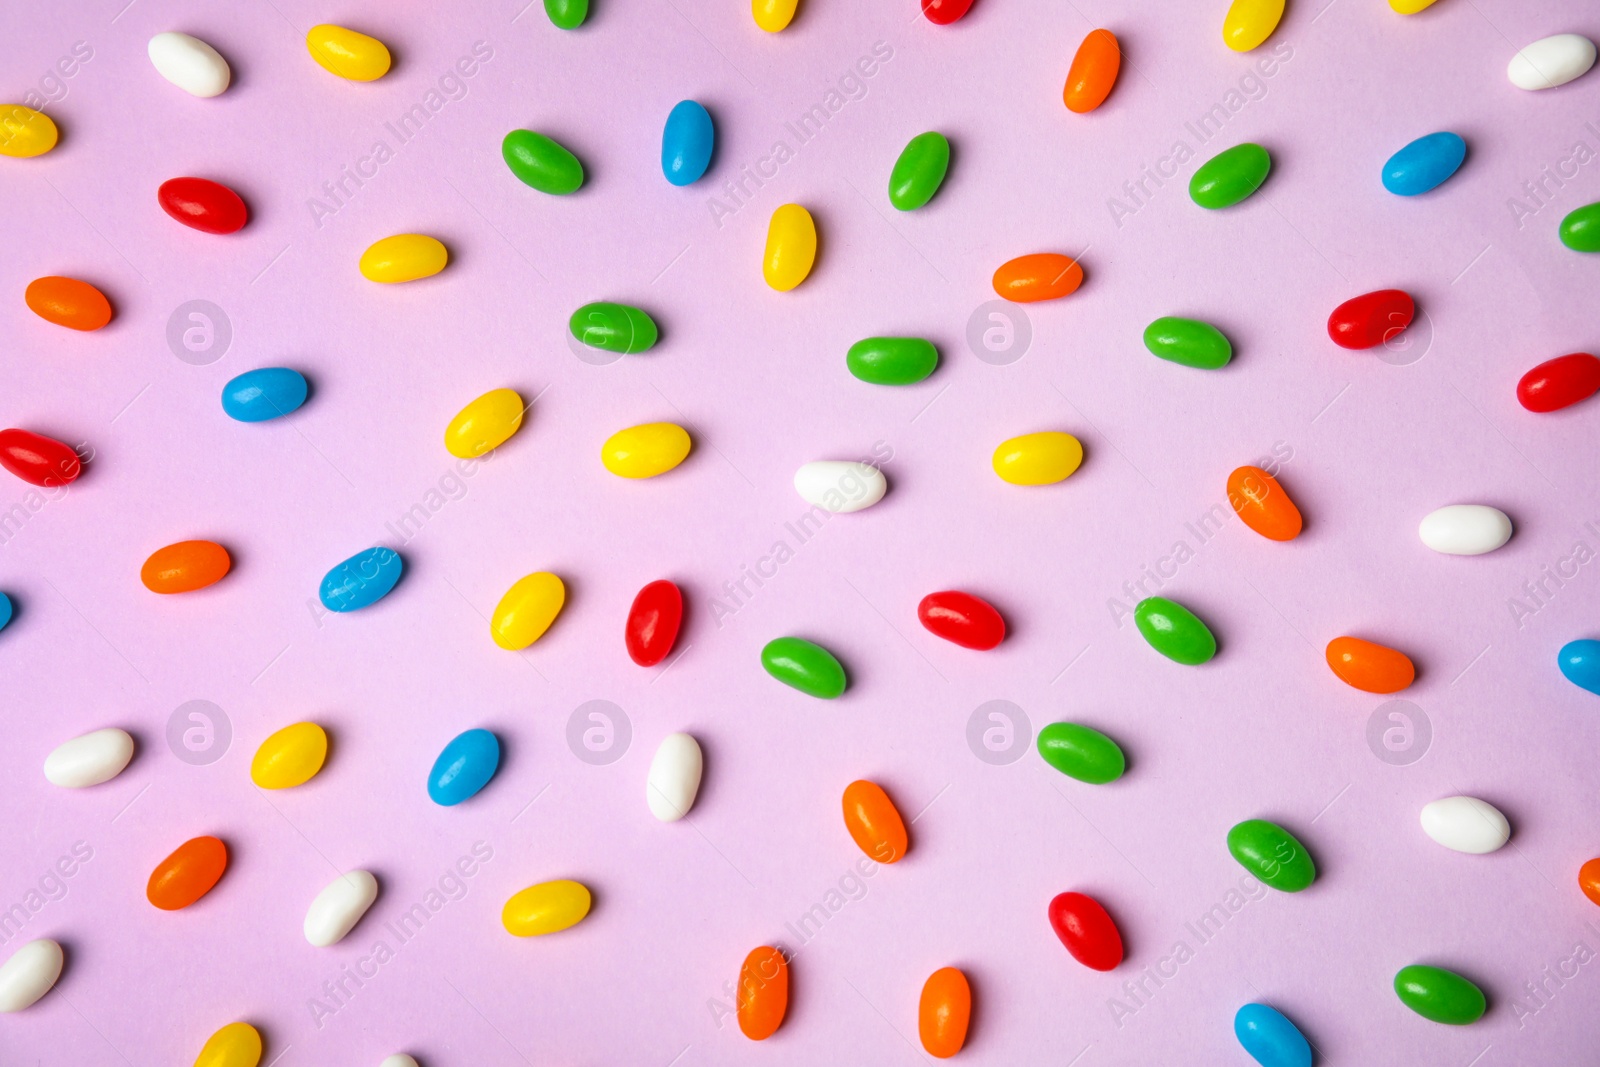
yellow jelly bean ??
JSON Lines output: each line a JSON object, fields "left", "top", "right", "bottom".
{"left": 359, "top": 234, "right": 448, "bottom": 283}
{"left": 502, "top": 879, "right": 591, "bottom": 936}
{"left": 601, "top": 422, "right": 691, "bottom": 479}
{"left": 491, "top": 572, "right": 566, "bottom": 650}
{"left": 763, "top": 204, "right": 817, "bottom": 292}
{"left": 992, "top": 431, "right": 1084, "bottom": 485}
{"left": 250, "top": 723, "right": 328, "bottom": 790}
{"left": 194, "top": 1022, "right": 262, "bottom": 1067}
{"left": 752, "top": 0, "right": 800, "bottom": 32}
{"left": 0, "top": 105, "right": 59, "bottom": 158}
{"left": 1389, "top": 0, "right": 1440, "bottom": 10}
{"left": 306, "top": 24, "right": 392, "bottom": 81}
{"left": 445, "top": 388, "right": 525, "bottom": 459}
{"left": 1222, "top": 0, "right": 1284, "bottom": 52}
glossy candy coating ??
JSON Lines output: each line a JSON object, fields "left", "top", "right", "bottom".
{"left": 250, "top": 722, "right": 328, "bottom": 789}
{"left": 1048, "top": 891, "right": 1123, "bottom": 970}
{"left": 1144, "top": 316, "right": 1232, "bottom": 369}
{"left": 1064, "top": 29, "right": 1121, "bottom": 113}
{"left": 1223, "top": 0, "right": 1284, "bottom": 52}
{"left": 148, "top": 32, "right": 230, "bottom": 97}
{"left": 1228, "top": 466, "right": 1302, "bottom": 541}
{"left": 1234, "top": 1003, "right": 1312, "bottom": 1067}
{"left": 1327, "top": 289, "right": 1414, "bottom": 349}
{"left": 1559, "top": 639, "right": 1600, "bottom": 695}
{"left": 1507, "top": 34, "right": 1596, "bottom": 90}
{"left": 304, "top": 871, "right": 378, "bottom": 947}
{"left": 306, "top": 25, "right": 391, "bottom": 81}
{"left": 992, "top": 431, "right": 1083, "bottom": 485}
{"left": 761, "top": 636, "right": 846, "bottom": 698}
{"left": 193, "top": 1022, "right": 261, "bottom": 1067}
{"left": 0, "top": 592, "right": 10, "bottom": 634}
{"left": 158, "top": 177, "right": 247, "bottom": 234}
{"left": 1036, "top": 722, "right": 1125, "bottom": 784}
{"left": 1560, "top": 202, "right": 1600, "bottom": 251}
{"left": 546, "top": 0, "right": 589, "bottom": 29}
{"left": 842, "top": 780, "right": 908, "bottom": 862}
{"left": 763, "top": 204, "right": 817, "bottom": 290}
{"left": 502, "top": 880, "right": 591, "bottom": 935}
{"left": 737, "top": 946, "right": 788, "bottom": 1039}
{"left": 0, "top": 939, "right": 63, "bottom": 1012}
{"left": 570, "top": 302, "right": 658, "bottom": 353}
{"left": 1325, "top": 636, "right": 1414, "bottom": 693}
{"left": 0, "top": 430, "right": 81, "bottom": 487}
{"left": 1579, "top": 858, "right": 1600, "bottom": 905}
{"left": 359, "top": 234, "right": 448, "bottom": 283}
{"left": 793, "top": 461, "right": 887, "bottom": 514}
{"left": 889, "top": 131, "right": 950, "bottom": 210}
{"left": 0, "top": 105, "right": 58, "bottom": 158}
{"left": 1394, "top": 965, "right": 1486, "bottom": 1025}
{"left": 491, "top": 571, "right": 566, "bottom": 650}
{"left": 445, "top": 388, "right": 524, "bottom": 458}
{"left": 1134, "top": 596, "right": 1216, "bottom": 664}
{"left": 1389, "top": 0, "right": 1440, "bottom": 11}
{"left": 44, "top": 728, "right": 134, "bottom": 788}
{"left": 662, "top": 100, "right": 714, "bottom": 186}
{"left": 502, "top": 129, "right": 585, "bottom": 194}
{"left": 1517, "top": 353, "right": 1600, "bottom": 411}
{"left": 1383, "top": 132, "right": 1466, "bottom": 196}
{"left": 646, "top": 732, "right": 702, "bottom": 821}
{"left": 918, "top": 967, "right": 971, "bottom": 1058}
{"left": 148, "top": 835, "right": 228, "bottom": 910}
{"left": 25, "top": 276, "right": 112, "bottom": 330}
{"left": 319, "top": 547, "right": 403, "bottom": 612}
{"left": 222, "top": 367, "right": 308, "bottom": 422}
{"left": 626, "top": 579, "right": 683, "bottom": 666}
{"left": 752, "top": 0, "right": 799, "bottom": 32}
{"left": 1420, "top": 796, "right": 1510, "bottom": 854}
{"left": 921, "top": 0, "right": 974, "bottom": 24}
{"left": 847, "top": 337, "right": 938, "bottom": 384}
{"left": 1190, "top": 143, "right": 1271, "bottom": 208}
{"left": 141, "top": 540, "right": 231, "bottom": 593}
{"left": 1227, "top": 819, "right": 1316, "bottom": 892}
{"left": 1417, "top": 504, "right": 1512, "bottom": 556}
{"left": 917, "top": 590, "right": 1004, "bottom": 650}
{"left": 602, "top": 422, "right": 691, "bottom": 478}
{"left": 428, "top": 728, "right": 500, "bottom": 805}
{"left": 992, "top": 253, "right": 1083, "bottom": 302}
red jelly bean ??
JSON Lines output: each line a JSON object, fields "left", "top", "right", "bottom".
{"left": 1327, "top": 289, "right": 1414, "bottom": 350}
{"left": 917, "top": 590, "right": 1005, "bottom": 650}
{"left": 626, "top": 579, "right": 683, "bottom": 667}
{"left": 1048, "top": 891, "right": 1123, "bottom": 971}
{"left": 1517, "top": 353, "right": 1600, "bottom": 412}
{"left": 921, "top": 0, "right": 974, "bottom": 24}
{"left": 158, "top": 177, "right": 248, "bottom": 234}
{"left": 0, "top": 429, "right": 82, "bottom": 487}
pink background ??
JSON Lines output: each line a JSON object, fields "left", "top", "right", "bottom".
{"left": 3, "top": 0, "right": 1599, "bottom": 1063}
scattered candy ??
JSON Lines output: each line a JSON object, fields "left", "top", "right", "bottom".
{"left": 1228, "top": 466, "right": 1302, "bottom": 541}
{"left": 0, "top": 939, "right": 63, "bottom": 1012}
{"left": 1389, "top": 0, "right": 1440, "bottom": 11}
{"left": 25, "top": 276, "right": 112, "bottom": 331}
{"left": 646, "top": 732, "right": 703, "bottom": 821}
{"left": 847, "top": 336, "right": 938, "bottom": 384}
{"left": 0, "top": 105, "right": 58, "bottom": 157}
{"left": 148, "top": 32, "right": 231, "bottom": 98}
{"left": 1234, "top": 1003, "right": 1312, "bottom": 1067}
{"left": 763, "top": 203, "right": 817, "bottom": 290}
{"left": 1047, "top": 891, "right": 1124, "bottom": 970}
{"left": 662, "top": 100, "right": 714, "bottom": 186}
{"left": 1143, "top": 316, "right": 1232, "bottom": 369}
{"left": 991, "top": 431, "right": 1083, "bottom": 485}
{"left": 569, "top": 301, "right": 658, "bottom": 353}
{"left": 193, "top": 1022, "right": 262, "bottom": 1067}
{"left": 601, "top": 422, "right": 691, "bottom": 479}
{"left": 428, "top": 728, "right": 501, "bottom": 806}
{"left": 752, "top": 0, "right": 799, "bottom": 32}
{"left": 1382, "top": 132, "right": 1466, "bottom": 196}
{"left": 1579, "top": 858, "right": 1600, "bottom": 906}
{"left": 222, "top": 367, "right": 309, "bottom": 422}
{"left": 1227, "top": 819, "right": 1316, "bottom": 892}
{"left": 1558, "top": 201, "right": 1600, "bottom": 251}
{"left": 1222, "top": 0, "right": 1284, "bottom": 52}
{"left": 147, "top": 835, "right": 228, "bottom": 910}
{"left": 359, "top": 234, "right": 448, "bottom": 283}
{"left": 1417, "top": 504, "right": 1512, "bottom": 556}
{"left": 918, "top": 590, "right": 1005, "bottom": 650}
{"left": 381, "top": 1058, "right": 419, "bottom": 1067}
{"left": 503, "top": 880, "right": 592, "bottom": 935}
{"left": 921, "top": 0, "right": 974, "bottom": 24}
{"left": 0, "top": 429, "right": 82, "bottom": 487}
{"left": 737, "top": 946, "right": 788, "bottom": 1040}
{"left": 1325, "top": 636, "right": 1414, "bottom": 693}
{"left": 842, "top": 779, "right": 908, "bottom": 862}
{"left": 492, "top": 571, "right": 567, "bottom": 649}
{"left": 444, "top": 388, "right": 524, "bottom": 459}
{"left": 888, "top": 131, "right": 950, "bottom": 210}
{"left": 158, "top": 177, "right": 248, "bottom": 234}
{"left": 1327, "top": 289, "right": 1414, "bottom": 350}
{"left": 1036, "top": 722, "right": 1125, "bottom": 784}
{"left": 546, "top": 0, "right": 589, "bottom": 29}
{"left": 1189, "top": 142, "right": 1271, "bottom": 208}
{"left": 626, "top": 579, "right": 683, "bottom": 667}
{"left": 1393, "top": 964, "right": 1486, "bottom": 1024}
{"left": 1420, "top": 796, "right": 1510, "bottom": 854}
{"left": 1507, "top": 34, "right": 1595, "bottom": 91}
{"left": 1558, "top": 639, "right": 1600, "bottom": 695}
{"left": 918, "top": 966, "right": 971, "bottom": 1058}
{"left": 992, "top": 253, "right": 1083, "bottom": 302}
{"left": 502, "top": 129, "right": 586, "bottom": 194}
{"left": 318, "top": 547, "right": 403, "bottom": 612}
{"left": 304, "top": 871, "right": 378, "bottom": 947}
{"left": 0, "top": 592, "right": 10, "bottom": 634}
{"left": 1134, "top": 596, "right": 1217, "bottom": 665}
{"left": 141, "top": 540, "right": 231, "bottom": 593}
{"left": 761, "top": 636, "right": 847, "bottom": 698}
{"left": 1517, "top": 352, "right": 1600, "bottom": 411}
{"left": 306, "top": 24, "right": 392, "bottom": 81}
{"left": 250, "top": 723, "right": 328, "bottom": 789}
{"left": 793, "top": 461, "right": 888, "bottom": 513}
{"left": 1064, "top": 29, "right": 1121, "bottom": 113}
{"left": 44, "top": 727, "right": 134, "bottom": 788}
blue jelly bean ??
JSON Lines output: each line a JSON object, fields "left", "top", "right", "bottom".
{"left": 661, "top": 100, "right": 714, "bottom": 186}
{"left": 428, "top": 728, "right": 501, "bottom": 805}
{"left": 1382, "top": 132, "right": 1466, "bottom": 196}
{"left": 1234, "top": 1003, "right": 1311, "bottom": 1067}
{"left": 1559, "top": 639, "right": 1600, "bottom": 696}
{"left": 0, "top": 592, "right": 12, "bottom": 634}
{"left": 319, "top": 547, "right": 403, "bottom": 612}
{"left": 221, "top": 367, "right": 308, "bottom": 422}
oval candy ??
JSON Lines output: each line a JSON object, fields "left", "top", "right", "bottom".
{"left": 502, "top": 129, "right": 585, "bottom": 194}
{"left": 1227, "top": 819, "right": 1316, "bottom": 892}
{"left": 919, "top": 967, "right": 971, "bottom": 1058}
{"left": 360, "top": 234, "right": 447, "bottom": 283}
{"left": 1036, "top": 722, "right": 1125, "bottom": 784}
{"left": 1389, "top": 0, "right": 1440, "bottom": 10}
{"left": 847, "top": 337, "right": 937, "bottom": 385}
{"left": 992, "top": 253, "right": 1083, "bottom": 302}
{"left": 1327, "top": 289, "right": 1414, "bottom": 350}
{"left": 0, "top": 105, "right": 58, "bottom": 158}
{"left": 382, "top": 1058, "right": 420, "bottom": 1067}
{"left": 1559, "top": 638, "right": 1600, "bottom": 695}
{"left": 992, "top": 431, "right": 1083, "bottom": 485}
{"left": 1190, "top": 143, "right": 1271, "bottom": 208}
{"left": 1228, "top": 466, "right": 1302, "bottom": 541}
{"left": 0, "top": 429, "right": 82, "bottom": 487}
{"left": 752, "top": 0, "right": 799, "bottom": 32}
{"left": 142, "top": 540, "right": 231, "bottom": 593}
{"left": 1560, "top": 201, "right": 1600, "bottom": 251}
{"left": 1418, "top": 504, "right": 1511, "bottom": 556}
{"left": 222, "top": 367, "right": 308, "bottom": 422}
{"left": 1134, "top": 596, "right": 1216, "bottom": 665}
{"left": 1064, "top": 29, "right": 1121, "bottom": 113}
{"left": 737, "top": 946, "right": 788, "bottom": 1039}
{"left": 251, "top": 722, "right": 328, "bottom": 789}
{"left": 918, "top": 590, "right": 1004, "bottom": 650}
{"left": 646, "top": 731, "right": 702, "bottom": 821}
{"left": 1234, "top": 1003, "right": 1312, "bottom": 1067}
{"left": 148, "top": 835, "right": 228, "bottom": 909}
{"left": 492, "top": 571, "right": 566, "bottom": 650}
{"left": 306, "top": 24, "right": 391, "bottom": 81}
{"left": 194, "top": 1022, "right": 262, "bottom": 1067}
{"left": 602, "top": 422, "right": 691, "bottom": 479}
{"left": 148, "top": 32, "right": 231, "bottom": 97}
{"left": 159, "top": 177, "right": 247, "bottom": 234}
{"left": 761, "top": 636, "right": 846, "bottom": 698}
{"left": 662, "top": 100, "right": 714, "bottom": 186}
{"left": 25, "top": 276, "right": 112, "bottom": 331}
{"left": 1383, "top": 132, "right": 1466, "bottom": 196}
{"left": 319, "top": 548, "right": 403, "bottom": 612}
{"left": 1517, "top": 352, "right": 1600, "bottom": 411}
{"left": 0, "top": 939, "right": 63, "bottom": 1012}
{"left": 1394, "top": 964, "right": 1486, "bottom": 1025}
{"left": 794, "top": 461, "right": 887, "bottom": 514}
{"left": 1144, "top": 316, "right": 1232, "bottom": 368}
{"left": 842, "top": 779, "right": 907, "bottom": 863}
{"left": 428, "top": 728, "right": 500, "bottom": 806}
{"left": 546, "top": 0, "right": 589, "bottom": 29}
{"left": 921, "top": 0, "right": 974, "bottom": 24}
{"left": 1420, "top": 796, "right": 1510, "bottom": 854}
{"left": 570, "top": 301, "right": 658, "bottom": 353}
{"left": 763, "top": 203, "right": 816, "bottom": 290}
{"left": 1507, "top": 33, "right": 1595, "bottom": 91}
{"left": 1048, "top": 891, "right": 1123, "bottom": 970}
{"left": 445, "top": 388, "right": 524, "bottom": 458}
{"left": 889, "top": 131, "right": 950, "bottom": 211}
{"left": 1223, "top": 0, "right": 1284, "bottom": 52}
{"left": 1579, "top": 857, "right": 1600, "bottom": 906}
{"left": 1325, "top": 636, "right": 1414, "bottom": 693}
{"left": 626, "top": 579, "right": 683, "bottom": 667}
{"left": 502, "top": 879, "right": 591, "bottom": 936}
{"left": 0, "top": 591, "right": 10, "bottom": 634}
{"left": 304, "top": 871, "right": 378, "bottom": 947}
{"left": 44, "top": 728, "right": 134, "bottom": 788}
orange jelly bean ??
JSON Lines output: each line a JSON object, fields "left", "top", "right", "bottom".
{"left": 141, "top": 540, "right": 232, "bottom": 594}
{"left": 842, "top": 779, "right": 908, "bottom": 863}
{"left": 1326, "top": 636, "right": 1415, "bottom": 694}
{"left": 992, "top": 253, "right": 1083, "bottom": 303}
{"left": 1063, "top": 29, "right": 1121, "bottom": 113}
{"left": 1226, "top": 466, "right": 1302, "bottom": 541}
{"left": 24, "top": 276, "right": 113, "bottom": 331}
{"left": 737, "top": 945, "right": 788, "bottom": 1040}
{"left": 919, "top": 966, "right": 971, "bottom": 1058}
{"left": 147, "top": 835, "right": 228, "bottom": 910}
{"left": 1580, "top": 858, "right": 1600, "bottom": 907}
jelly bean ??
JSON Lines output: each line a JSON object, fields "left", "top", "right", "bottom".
{"left": 626, "top": 579, "right": 683, "bottom": 667}
{"left": 842, "top": 779, "right": 908, "bottom": 862}
{"left": 1559, "top": 201, "right": 1600, "bottom": 251}
{"left": 847, "top": 337, "right": 938, "bottom": 385}
{"left": 762, "top": 636, "right": 847, "bottom": 698}
{"left": 382, "top": 1058, "right": 419, "bottom": 1067}
{"left": 1325, "top": 635, "right": 1413, "bottom": 693}
{"left": 250, "top": 722, "right": 328, "bottom": 789}
{"left": 222, "top": 367, "right": 309, "bottom": 422}
{"left": 0, "top": 591, "right": 10, "bottom": 634}
{"left": 1064, "top": 29, "right": 1121, "bottom": 113}
{"left": 159, "top": 177, "right": 248, "bottom": 234}
{"left": 492, "top": 571, "right": 566, "bottom": 650}
{"left": 546, "top": 0, "right": 589, "bottom": 29}
{"left": 1559, "top": 639, "right": 1600, "bottom": 695}
{"left": 502, "top": 129, "right": 585, "bottom": 194}
{"left": 1134, "top": 596, "right": 1216, "bottom": 664}
{"left": 1389, "top": 0, "right": 1440, "bottom": 11}
{"left": 141, "top": 540, "right": 231, "bottom": 594}
{"left": 918, "top": 590, "right": 1004, "bottom": 650}
{"left": 25, "top": 276, "right": 112, "bottom": 331}
{"left": 1393, "top": 964, "right": 1485, "bottom": 1024}
{"left": 0, "top": 939, "right": 62, "bottom": 1012}
{"left": 1580, "top": 858, "right": 1600, "bottom": 906}
{"left": 306, "top": 24, "right": 391, "bottom": 81}
{"left": 0, "top": 105, "right": 59, "bottom": 157}
{"left": 1227, "top": 819, "right": 1316, "bottom": 892}
{"left": 737, "top": 946, "right": 788, "bottom": 1039}
{"left": 1144, "top": 316, "right": 1232, "bottom": 369}
{"left": 992, "top": 253, "right": 1083, "bottom": 302}
{"left": 888, "top": 131, "right": 950, "bottom": 211}
{"left": 1518, "top": 353, "right": 1600, "bottom": 411}
{"left": 194, "top": 1022, "right": 262, "bottom": 1067}
{"left": 359, "top": 234, "right": 448, "bottom": 283}
{"left": 1227, "top": 466, "right": 1300, "bottom": 541}
{"left": 1048, "top": 891, "right": 1123, "bottom": 970}
{"left": 918, "top": 967, "right": 971, "bottom": 1058}
{"left": 319, "top": 547, "right": 403, "bottom": 612}
{"left": 503, "top": 879, "right": 591, "bottom": 935}
{"left": 662, "top": 100, "right": 714, "bottom": 186}
{"left": 1327, "top": 289, "right": 1414, "bottom": 350}
{"left": 1382, "top": 132, "right": 1466, "bottom": 196}
{"left": 1222, "top": 0, "right": 1284, "bottom": 52}
{"left": 445, "top": 388, "right": 524, "bottom": 458}
{"left": 149, "top": 32, "right": 231, "bottom": 97}
{"left": 602, "top": 422, "right": 691, "bottom": 478}
{"left": 0, "top": 429, "right": 82, "bottom": 487}
{"left": 1418, "top": 504, "right": 1511, "bottom": 556}
{"left": 570, "top": 301, "right": 658, "bottom": 353}
{"left": 148, "top": 835, "right": 228, "bottom": 910}
{"left": 1508, "top": 34, "right": 1595, "bottom": 90}
{"left": 1190, "top": 143, "right": 1271, "bottom": 208}
{"left": 752, "top": 0, "right": 799, "bottom": 32}
{"left": 794, "top": 461, "right": 888, "bottom": 513}
{"left": 921, "top": 0, "right": 975, "bottom": 24}
{"left": 428, "top": 728, "right": 500, "bottom": 806}
{"left": 992, "top": 431, "right": 1083, "bottom": 485}
{"left": 304, "top": 871, "right": 378, "bottom": 947}
{"left": 1234, "top": 1003, "right": 1312, "bottom": 1067}
{"left": 1036, "top": 722, "right": 1125, "bottom": 784}
{"left": 1421, "top": 796, "right": 1509, "bottom": 854}
{"left": 44, "top": 727, "right": 134, "bottom": 788}
{"left": 646, "top": 731, "right": 702, "bottom": 821}
{"left": 763, "top": 204, "right": 817, "bottom": 291}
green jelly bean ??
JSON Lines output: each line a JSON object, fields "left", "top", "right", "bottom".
{"left": 847, "top": 337, "right": 938, "bottom": 385}
{"left": 1189, "top": 143, "right": 1271, "bottom": 209}
{"left": 761, "top": 637, "right": 846, "bottom": 699}
{"left": 1559, "top": 201, "right": 1600, "bottom": 252}
{"left": 545, "top": 0, "right": 588, "bottom": 29}
{"left": 570, "top": 302, "right": 658, "bottom": 353}
{"left": 1133, "top": 596, "right": 1216, "bottom": 665}
{"left": 502, "top": 129, "right": 584, "bottom": 195}
{"left": 1143, "top": 316, "right": 1232, "bottom": 369}
{"left": 888, "top": 131, "right": 950, "bottom": 211}
{"left": 1036, "top": 723, "right": 1125, "bottom": 784}
{"left": 1394, "top": 965, "right": 1486, "bottom": 1025}
{"left": 1226, "top": 819, "right": 1316, "bottom": 892}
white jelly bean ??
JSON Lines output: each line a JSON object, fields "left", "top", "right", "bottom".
{"left": 1417, "top": 504, "right": 1512, "bottom": 556}
{"left": 43, "top": 727, "right": 134, "bottom": 788}
{"left": 304, "top": 871, "right": 379, "bottom": 947}
{"left": 381, "top": 1057, "right": 419, "bottom": 1067}
{"left": 147, "top": 32, "right": 232, "bottom": 97}
{"left": 1507, "top": 33, "right": 1596, "bottom": 91}
{"left": 1420, "top": 796, "right": 1510, "bottom": 854}
{"left": 647, "top": 732, "right": 703, "bottom": 822}
{"left": 0, "top": 939, "right": 63, "bottom": 1012}
{"left": 793, "top": 461, "right": 887, "bottom": 514}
